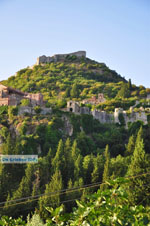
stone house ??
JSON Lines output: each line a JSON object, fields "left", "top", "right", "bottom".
{"left": 0, "top": 84, "right": 43, "bottom": 107}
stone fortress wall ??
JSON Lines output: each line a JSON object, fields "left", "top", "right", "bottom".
{"left": 67, "top": 100, "right": 148, "bottom": 128}
{"left": 36, "top": 51, "right": 86, "bottom": 65}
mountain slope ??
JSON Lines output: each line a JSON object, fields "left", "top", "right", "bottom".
{"left": 2, "top": 56, "right": 127, "bottom": 106}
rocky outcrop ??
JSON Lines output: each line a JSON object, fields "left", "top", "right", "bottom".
{"left": 62, "top": 115, "right": 73, "bottom": 136}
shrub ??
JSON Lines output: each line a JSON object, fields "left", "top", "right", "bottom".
{"left": 20, "top": 99, "right": 30, "bottom": 106}
{"left": 34, "top": 106, "right": 41, "bottom": 114}
{"left": 8, "top": 106, "right": 18, "bottom": 119}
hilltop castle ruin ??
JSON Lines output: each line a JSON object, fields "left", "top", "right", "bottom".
{"left": 36, "top": 51, "right": 86, "bottom": 65}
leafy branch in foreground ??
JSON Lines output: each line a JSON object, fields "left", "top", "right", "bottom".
{"left": 44, "top": 178, "right": 150, "bottom": 225}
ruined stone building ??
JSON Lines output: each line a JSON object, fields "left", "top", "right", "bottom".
{"left": 67, "top": 101, "right": 81, "bottom": 114}
{"left": 0, "top": 84, "right": 43, "bottom": 107}
{"left": 36, "top": 51, "right": 86, "bottom": 65}
{"left": 81, "top": 93, "right": 106, "bottom": 105}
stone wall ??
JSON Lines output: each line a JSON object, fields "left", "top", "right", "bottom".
{"left": 91, "top": 109, "right": 113, "bottom": 123}
{"left": 0, "top": 98, "right": 9, "bottom": 106}
{"left": 36, "top": 51, "right": 86, "bottom": 65}
{"left": 66, "top": 101, "right": 148, "bottom": 127}
{"left": 18, "top": 106, "right": 52, "bottom": 115}
{"left": 114, "top": 108, "right": 148, "bottom": 128}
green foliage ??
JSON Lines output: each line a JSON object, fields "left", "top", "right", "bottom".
{"left": 139, "top": 89, "right": 147, "bottom": 97}
{"left": 26, "top": 179, "right": 150, "bottom": 225}
{"left": 63, "top": 87, "right": 70, "bottom": 98}
{"left": 118, "top": 112, "right": 125, "bottom": 126}
{"left": 2, "top": 59, "right": 127, "bottom": 106}
{"left": 0, "top": 127, "right": 9, "bottom": 140}
{"left": 127, "top": 127, "right": 150, "bottom": 205}
{"left": 101, "top": 145, "right": 110, "bottom": 190}
{"left": 125, "top": 135, "right": 135, "bottom": 156}
{"left": 0, "top": 216, "right": 25, "bottom": 225}
{"left": 56, "top": 99, "right": 66, "bottom": 108}
{"left": 34, "top": 106, "right": 41, "bottom": 114}
{"left": 26, "top": 214, "right": 45, "bottom": 226}
{"left": 8, "top": 106, "right": 18, "bottom": 119}
{"left": 128, "top": 78, "right": 132, "bottom": 90}
{"left": 20, "top": 99, "right": 30, "bottom": 106}
{"left": 39, "top": 170, "right": 63, "bottom": 218}
{"left": 70, "top": 83, "right": 79, "bottom": 98}
{"left": 117, "top": 82, "right": 130, "bottom": 98}
{"left": 4, "top": 164, "right": 35, "bottom": 217}
{"left": 0, "top": 106, "right": 8, "bottom": 115}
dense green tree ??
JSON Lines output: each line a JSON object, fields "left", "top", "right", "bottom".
{"left": 63, "top": 138, "right": 72, "bottom": 185}
{"left": 110, "top": 155, "right": 129, "bottom": 178}
{"left": 101, "top": 145, "right": 110, "bottom": 190}
{"left": 38, "top": 149, "right": 53, "bottom": 191}
{"left": 117, "top": 82, "right": 130, "bottom": 98}
{"left": 74, "top": 154, "right": 83, "bottom": 182}
{"left": 91, "top": 154, "right": 104, "bottom": 183}
{"left": 127, "top": 127, "right": 150, "bottom": 205}
{"left": 39, "top": 170, "right": 63, "bottom": 218}
{"left": 83, "top": 155, "right": 94, "bottom": 184}
{"left": 125, "top": 135, "right": 135, "bottom": 156}
{"left": 128, "top": 78, "right": 132, "bottom": 90}
{"left": 76, "top": 132, "right": 95, "bottom": 156}
{"left": 3, "top": 164, "right": 35, "bottom": 217}
{"left": 52, "top": 139, "right": 65, "bottom": 174}
{"left": 63, "top": 87, "right": 70, "bottom": 98}
{"left": 70, "top": 83, "right": 79, "bottom": 98}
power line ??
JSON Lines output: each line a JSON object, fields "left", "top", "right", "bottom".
{"left": 1, "top": 182, "right": 101, "bottom": 209}
{"left": 0, "top": 181, "right": 101, "bottom": 206}
{"left": 1, "top": 171, "right": 150, "bottom": 209}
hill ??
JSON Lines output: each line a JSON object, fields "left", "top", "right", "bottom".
{"left": 2, "top": 52, "right": 150, "bottom": 112}
{"left": 2, "top": 54, "right": 127, "bottom": 105}
{"left": 0, "top": 52, "right": 150, "bottom": 222}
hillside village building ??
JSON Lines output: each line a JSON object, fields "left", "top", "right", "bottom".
{"left": 0, "top": 84, "right": 43, "bottom": 107}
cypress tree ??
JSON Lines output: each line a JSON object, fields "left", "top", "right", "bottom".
{"left": 91, "top": 154, "right": 104, "bottom": 183}
{"left": 100, "top": 145, "right": 110, "bottom": 191}
{"left": 128, "top": 79, "right": 132, "bottom": 90}
{"left": 3, "top": 164, "right": 35, "bottom": 217}
{"left": 127, "top": 127, "right": 150, "bottom": 205}
{"left": 125, "top": 135, "right": 135, "bottom": 156}
{"left": 52, "top": 139, "right": 65, "bottom": 174}
{"left": 70, "top": 83, "right": 79, "bottom": 98}
{"left": 83, "top": 154, "right": 94, "bottom": 184}
{"left": 39, "top": 170, "right": 63, "bottom": 217}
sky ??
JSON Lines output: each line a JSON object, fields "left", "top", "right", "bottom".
{"left": 0, "top": 0, "right": 149, "bottom": 87}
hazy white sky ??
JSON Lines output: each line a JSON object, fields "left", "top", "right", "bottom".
{"left": 0, "top": 0, "right": 149, "bottom": 87}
